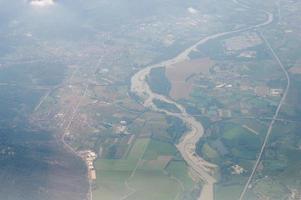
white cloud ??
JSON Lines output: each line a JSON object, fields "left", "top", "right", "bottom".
{"left": 188, "top": 7, "right": 198, "bottom": 14}
{"left": 30, "top": 0, "right": 54, "bottom": 7}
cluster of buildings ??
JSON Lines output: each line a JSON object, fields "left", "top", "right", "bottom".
{"left": 114, "top": 120, "right": 130, "bottom": 135}
{"left": 231, "top": 164, "right": 245, "bottom": 175}
{"left": 290, "top": 189, "right": 301, "bottom": 200}
{"left": 255, "top": 86, "right": 284, "bottom": 97}
{"left": 81, "top": 150, "right": 97, "bottom": 181}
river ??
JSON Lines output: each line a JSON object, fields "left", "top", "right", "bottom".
{"left": 130, "top": 2, "right": 274, "bottom": 199}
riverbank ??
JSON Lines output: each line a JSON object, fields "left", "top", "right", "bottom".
{"left": 130, "top": 3, "right": 274, "bottom": 199}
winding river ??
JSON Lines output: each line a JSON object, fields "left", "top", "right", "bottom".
{"left": 130, "top": 3, "right": 274, "bottom": 200}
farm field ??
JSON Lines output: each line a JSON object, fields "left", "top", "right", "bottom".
{"left": 166, "top": 58, "right": 214, "bottom": 99}
{"left": 93, "top": 138, "right": 195, "bottom": 200}
{"left": 2, "top": 0, "right": 301, "bottom": 199}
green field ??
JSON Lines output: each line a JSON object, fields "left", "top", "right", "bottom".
{"left": 214, "top": 176, "right": 249, "bottom": 200}
{"left": 252, "top": 178, "right": 289, "bottom": 200}
{"left": 143, "top": 139, "right": 177, "bottom": 160}
{"left": 147, "top": 67, "right": 171, "bottom": 96}
{"left": 153, "top": 99, "right": 181, "bottom": 113}
{"left": 198, "top": 121, "right": 263, "bottom": 165}
{"left": 166, "top": 161, "right": 195, "bottom": 190}
{"left": 201, "top": 143, "right": 219, "bottom": 162}
{"left": 126, "top": 170, "right": 181, "bottom": 200}
{"left": 220, "top": 122, "right": 262, "bottom": 161}
{"left": 215, "top": 184, "right": 244, "bottom": 200}
{"left": 140, "top": 139, "right": 178, "bottom": 171}
{"left": 95, "top": 138, "right": 150, "bottom": 171}
{"left": 94, "top": 170, "right": 131, "bottom": 200}
{"left": 93, "top": 138, "right": 150, "bottom": 199}
{"left": 93, "top": 138, "right": 193, "bottom": 200}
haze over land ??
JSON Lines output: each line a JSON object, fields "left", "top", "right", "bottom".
{"left": 0, "top": 0, "right": 301, "bottom": 200}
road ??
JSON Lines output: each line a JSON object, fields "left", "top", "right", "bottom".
{"left": 130, "top": 3, "right": 274, "bottom": 200}
{"left": 238, "top": 32, "right": 291, "bottom": 200}
{"left": 58, "top": 58, "right": 104, "bottom": 200}
{"left": 58, "top": 57, "right": 105, "bottom": 200}
{"left": 60, "top": 84, "right": 92, "bottom": 200}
